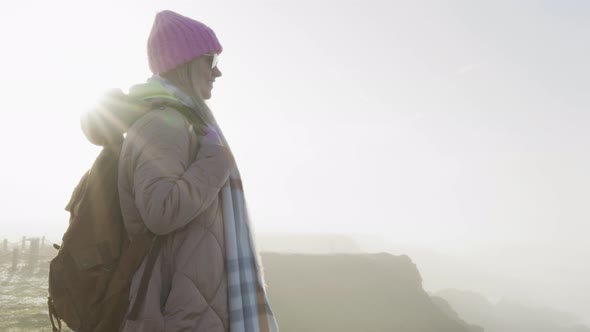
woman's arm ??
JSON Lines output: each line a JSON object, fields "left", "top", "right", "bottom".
{"left": 129, "top": 109, "right": 234, "bottom": 235}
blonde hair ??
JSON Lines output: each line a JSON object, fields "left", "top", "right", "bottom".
{"left": 160, "top": 59, "right": 216, "bottom": 127}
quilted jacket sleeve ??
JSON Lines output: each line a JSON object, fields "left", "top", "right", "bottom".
{"left": 129, "top": 109, "right": 234, "bottom": 235}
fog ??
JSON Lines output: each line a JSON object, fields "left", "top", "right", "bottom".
{"left": 1, "top": 0, "right": 589, "bottom": 329}
{"left": 258, "top": 233, "right": 590, "bottom": 327}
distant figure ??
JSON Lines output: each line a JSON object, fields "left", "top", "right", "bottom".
{"left": 115, "top": 10, "right": 278, "bottom": 332}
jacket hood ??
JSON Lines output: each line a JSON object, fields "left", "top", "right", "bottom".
{"left": 80, "top": 81, "right": 186, "bottom": 147}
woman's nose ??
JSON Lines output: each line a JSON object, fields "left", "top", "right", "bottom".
{"left": 213, "top": 66, "right": 222, "bottom": 78}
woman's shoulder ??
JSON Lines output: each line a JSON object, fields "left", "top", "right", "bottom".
{"left": 130, "top": 106, "right": 192, "bottom": 134}
{"left": 122, "top": 107, "right": 198, "bottom": 157}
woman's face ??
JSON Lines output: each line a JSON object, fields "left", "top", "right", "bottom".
{"left": 189, "top": 53, "right": 222, "bottom": 100}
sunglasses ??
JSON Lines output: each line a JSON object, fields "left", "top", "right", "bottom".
{"left": 203, "top": 53, "right": 219, "bottom": 69}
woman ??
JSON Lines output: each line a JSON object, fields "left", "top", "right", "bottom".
{"left": 116, "top": 10, "right": 278, "bottom": 332}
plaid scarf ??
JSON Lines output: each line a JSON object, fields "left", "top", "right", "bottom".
{"left": 222, "top": 171, "right": 279, "bottom": 332}
{"left": 144, "top": 77, "right": 279, "bottom": 332}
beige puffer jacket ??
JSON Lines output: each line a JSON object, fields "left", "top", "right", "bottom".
{"left": 117, "top": 105, "right": 234, "bottom": 332}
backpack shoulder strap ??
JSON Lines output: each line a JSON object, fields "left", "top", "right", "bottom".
{"left": 127, "top": 236, "right": 163, "bottom": 321}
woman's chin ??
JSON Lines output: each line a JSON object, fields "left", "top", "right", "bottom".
{"left": 202, "top": 90, "right": 213, "bottom": 100}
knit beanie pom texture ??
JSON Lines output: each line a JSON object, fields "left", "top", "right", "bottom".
{"left": 148, "top": 10, "right": 223, "bottom": 74}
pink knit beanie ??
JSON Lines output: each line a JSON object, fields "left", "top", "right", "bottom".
{"left": 147, "top": 10, "right": 223, "bottom": 74}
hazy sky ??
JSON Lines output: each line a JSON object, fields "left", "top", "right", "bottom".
{"left": 1, "top": 0, "right": 589, "bottom": 322}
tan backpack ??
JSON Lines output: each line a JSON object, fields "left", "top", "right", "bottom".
{"left": 47, "top": 139, "right": 162, "bottom": 332}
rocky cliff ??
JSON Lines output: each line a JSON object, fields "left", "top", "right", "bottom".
{"left": 260, "top": 252, "right": 482, "bottom": 332}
